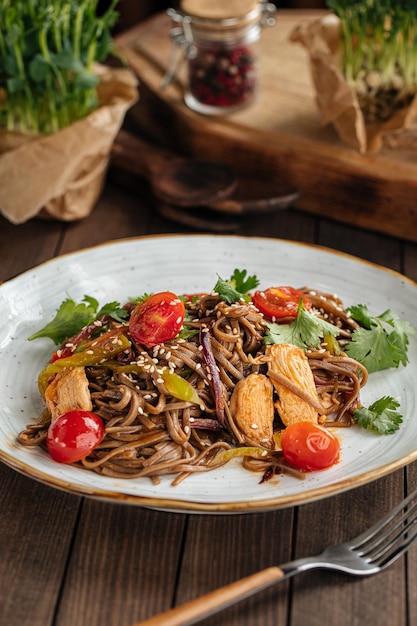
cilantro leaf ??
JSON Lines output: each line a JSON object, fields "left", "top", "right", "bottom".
{"left": 28, "top": 296, "right": 99, "bottom": 345}
{"left": 130, "top": 293, "right": 154, "bottom": 305}
{"left": 347, "top": 303, "right": 373, "bottom": 328}
{"left": 96, "top": 301, "right": 128, "bottom": 324}
{"left": 353, "top": 396, "right": 402, "bottom": 434}
{"left": 230, "top": 269, "right": 259, "bottom": 294}
{"left": 214, "top": 268, "right": 259, "bottom": 304}
{"left": 346, "top": 305, "right": 415, "bottom": 373}
{"left": 264, "top": 300, "right": 340, "bottom": 349}
{"left": 29, "top": 295, "right": 128, "bottom": 345}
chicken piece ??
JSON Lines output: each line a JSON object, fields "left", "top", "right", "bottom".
{"left": 266, "top": 343, "right": 321, "bottom": 426}
{"left": 229, "top": 373, "right": 274, "bottom": 447}
{"left": 45, "top": 366, "right": 92, "bottom": 421}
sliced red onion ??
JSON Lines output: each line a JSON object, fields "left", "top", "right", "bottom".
{"left": 189, "top": 418, "right": 224, "bottom": 431}
{"left": 199, "top": 327, "right": 225, "bottom": 426}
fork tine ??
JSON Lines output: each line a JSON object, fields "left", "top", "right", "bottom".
{"left": 352, "top": 488, "right": 417, "bottom": 569}
{"left": 356, "top": 500, "right": 417, "bottom": 557}
{"left": 352, "top": 488, "right": 417, "bottom": 550}
{"left": 374, "top": 524, "right": 417, "bottom": 569}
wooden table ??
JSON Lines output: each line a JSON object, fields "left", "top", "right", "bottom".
{"left": 1, "top": 132, "right": 417, "bottom": 626}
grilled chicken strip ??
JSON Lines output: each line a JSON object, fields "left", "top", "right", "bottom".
{"left": 230, "top": 372, "right": 275, "bottom": 447}
{"left": 45, "top": 366, "right": 92, "bottom": 421}
{"left": 266, "top": 343, "right": 322, "bottom": 426}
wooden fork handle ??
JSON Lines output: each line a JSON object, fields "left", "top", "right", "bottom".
{"left": 131, "top": 566, "right": 285, "bottom": 626}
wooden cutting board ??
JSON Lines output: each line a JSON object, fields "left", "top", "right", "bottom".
{"left": 115, "top": 10, "right": 417, "bottom": 242}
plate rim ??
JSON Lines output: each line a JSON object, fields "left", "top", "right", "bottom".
{"left": 1, "top": 234, "right": 417, "bottom": 513}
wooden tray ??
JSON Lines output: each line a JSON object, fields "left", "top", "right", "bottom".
{"left": 115, "top": 10, "right": 417, "bottom": 242}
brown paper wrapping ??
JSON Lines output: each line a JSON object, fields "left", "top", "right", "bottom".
{"left": 290, "top": 14, "right": 417, "bottom": 153}
{"left": 0, "top": 64, "right": 138, "bottom": 224}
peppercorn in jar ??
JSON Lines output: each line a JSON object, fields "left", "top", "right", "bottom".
{"left": 164, "top": 0, "right": 276, "bottom": 115}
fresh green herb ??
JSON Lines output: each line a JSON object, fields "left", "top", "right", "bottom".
{"left": 354, "top": 396, "right": 403, "bottom": 434}
{"left": 28, "top": 295, "right": 127, "bottom": 344}
{"left": 214, "top": 268, "right": 259, "bottom": 304}
{"left": 129, "top": 293, "right": 153, "bottom": 305}
{"left": 96, "top": 301, "right": 128, "bottom": 323}
{"left": 264, "top": 300, "right": 340, "bottom": 349}
{"left": 177, "top": 327, "right": 199, "bottom": 341}
{"left": 0, "top": 0, "right": 119, "bottom": 135}
{"left": 326, "top": 0, "right": 417, "bottom": 123}
{"left": 345, "top": 304, "right": 415, "bottom": 373}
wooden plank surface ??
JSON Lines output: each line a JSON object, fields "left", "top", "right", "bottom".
{"left": 1, "top": 173, "right": 417, "bottom": 626}
{"left": 115, "top": 10, "right": 417, "bottom": 242}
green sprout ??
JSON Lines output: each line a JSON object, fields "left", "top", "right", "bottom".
{"left": 326, "top": 0, "right": 417, "bottom": 122}
{"left": 0, "top": 0, "right": 119, "bottom": 135}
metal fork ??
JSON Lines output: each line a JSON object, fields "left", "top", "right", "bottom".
{"left": 132, "top": 488, "right": 417, "bottom": 626}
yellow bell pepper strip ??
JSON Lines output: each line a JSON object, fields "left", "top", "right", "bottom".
{"left": 210, "top": 446, "right": 271, "bottom": 465}
{"left": 323, "top": 333, "right": 341, "bottom": 355}
{"left": 161, "top": 370, "right": 204, "bottom": 408}
{"left": 104, "top": 362, "right": 144, "bottom": 376}
{"left": 38, "top": 331, "right": 131, "bottom": 396}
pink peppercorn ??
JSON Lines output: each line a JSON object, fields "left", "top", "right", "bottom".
{"left": 165, "top": 1, "right": 276, "bottom": 115}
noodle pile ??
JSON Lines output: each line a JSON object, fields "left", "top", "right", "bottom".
{"left": 18, "top": 288, "right": 368, "bottom": 484}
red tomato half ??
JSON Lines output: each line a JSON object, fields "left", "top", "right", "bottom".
{"left": 46, "top": 410, "right": 105, "bottom": 464}
{"left": 129, "top": 291, "right": 185, "bottom": 348}
{"left": 280, "top": 422, "right": 340, "bottom": 472}
{"left": 252, "top": 286, "right": 312, "bottom": 320}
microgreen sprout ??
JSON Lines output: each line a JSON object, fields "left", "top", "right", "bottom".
{"left": 326, "top": 0, "right": 417, "bottom": 122}
{"left": 0, "top": 0, "right": 119, "bottom": 135}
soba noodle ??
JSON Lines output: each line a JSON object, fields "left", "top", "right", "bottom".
{"left": 18, "top": 288, "right": 368, "bottom": 484}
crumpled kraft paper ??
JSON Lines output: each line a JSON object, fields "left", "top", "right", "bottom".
{"left": 290, "top": 14, "right": 417, "bottom": 153}
{"left": 0, "top": 64, "right": 138, "bottom": 224}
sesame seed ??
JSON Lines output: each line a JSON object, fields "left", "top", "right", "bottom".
{"left": 86, "top": 349, "right": 94, "bottom": 355}
{"left": 251, "top": 423, "right": 259, "bottom": 429}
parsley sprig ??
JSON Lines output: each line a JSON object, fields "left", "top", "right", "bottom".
{"left": 28, "top": 295, "right": 127, "bottom": 345}
{"left": 354, "top": 397, "right": 403, "bottom": 435}
{"left": 264, "top": 300, "right": 340, "bottom": 349}
{"left": 345, "top": 304, "right": 415, "bottom": 373}
{"left": 214, "top": 269, "right": 259, "bottom": 304}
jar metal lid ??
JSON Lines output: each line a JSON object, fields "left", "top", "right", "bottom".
{"left": 180, "top": 0, "right": 258, "bottom": 21}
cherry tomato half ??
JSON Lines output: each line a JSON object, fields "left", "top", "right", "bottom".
{"left": 252, "top": 286, "right": 312, "bottom": 320}
{"left": 129, "top": 291, "right": 185, "bottom": 348}
{"left": 46, "top": 409, "right": 105, "bottom": 464}
{"left": 280, "top": 422, "right": 340, "bottom": 472}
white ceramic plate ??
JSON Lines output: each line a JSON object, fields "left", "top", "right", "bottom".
{"left": 1, "top": 235, "right": 416, "bottom": 513}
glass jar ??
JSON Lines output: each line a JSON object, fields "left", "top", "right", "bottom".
{"left": 164, "top": 0, "right": 276, "bottom": 115}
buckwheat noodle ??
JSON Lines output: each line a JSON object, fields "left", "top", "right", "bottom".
{"left": 18, "top": 289, "right": 367, "bottom": 485}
